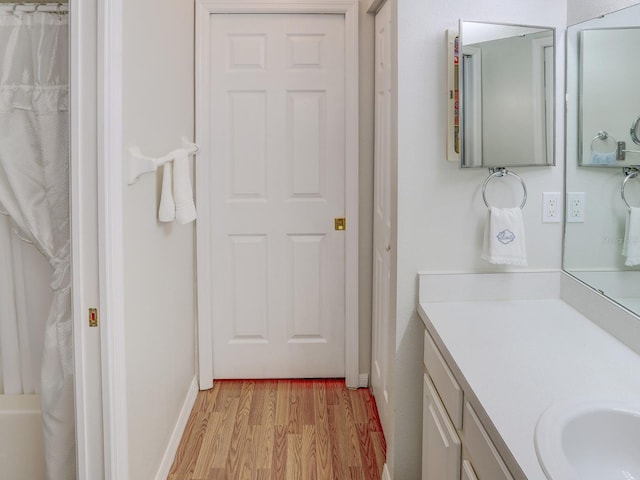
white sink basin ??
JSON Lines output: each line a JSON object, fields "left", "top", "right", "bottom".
{"left": 535, "top": 398, "right": 640, "bottom": 480}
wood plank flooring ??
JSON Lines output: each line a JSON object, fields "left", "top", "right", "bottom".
{"left": 168, "top": 379, "right": 386, "bottom": 480}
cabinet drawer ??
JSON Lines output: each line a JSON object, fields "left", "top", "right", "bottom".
{"left": 462, "top": 460, "right": 479, "bottom": 480}
{"left": 463, "top": 402, "right": 514, "bottom": 480}
{"left": 423, "top": 330, "right": 463, "bottom": 428}
{"left": 423, "top": 374, "right": 461, "bottom": 480}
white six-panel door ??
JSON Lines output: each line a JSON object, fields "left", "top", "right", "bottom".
{"left": 371, "top": 0, "right": 393, "bottom": 436}
{"left": 207, "top": 13, "right": 346, "bottom": 379}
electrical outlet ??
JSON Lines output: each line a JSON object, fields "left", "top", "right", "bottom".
{"left": 542, "top": 192, "right": 562, "bottom": 223}
{"left": 567, "top": 192, "right": 585, "bottom": 223}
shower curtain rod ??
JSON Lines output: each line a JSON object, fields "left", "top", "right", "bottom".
{"left": 0, "top": 2, "right": 68, "bottom": 12}
{"left": 0, "top": 1, "right": 68, "bottom": 4}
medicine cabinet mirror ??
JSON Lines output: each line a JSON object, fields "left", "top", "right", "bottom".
{"left": 564, "top": 2, "right": 640, "bottom": 316}
{"left": 458, "top": 21, "right": 556, "bottom": 168}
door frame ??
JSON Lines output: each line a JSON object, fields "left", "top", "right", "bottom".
{"left": 71, "top": 0, "right": 102, "bottom": 476}
{"left": 71, "top": 0, "right": 130, "bottom": 478}
{"left": 195, "top": 0, "right": 360, "bottom": 389}
{"left": 95, "top": 0, "right": 130, "bottom": 478}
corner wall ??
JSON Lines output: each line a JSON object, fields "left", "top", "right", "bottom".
{"left": 392, "top": 0, "right": 567, "bottom": 477}
{"left": 121, "top": 1, "right": 196, "bottom": 478}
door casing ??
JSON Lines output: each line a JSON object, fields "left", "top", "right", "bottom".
{"left": 72, "top": 0, "right": 130, "bottom": 478}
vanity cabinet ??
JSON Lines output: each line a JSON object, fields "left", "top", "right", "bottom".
{"left": 422, "top": 373, "right": 461, "bottom": 479}
{"left": 422, "top": 330, "right": 514, "bottom": 480}
{"left": 462, "top": 460, "right": 479, "bottom": 480}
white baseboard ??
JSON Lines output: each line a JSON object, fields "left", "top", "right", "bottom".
{"left": 154, "top": 376, "right": 199, "bottom": 480}
{"left": 358, "top": 373, "right": 369, "bottom": 388}
{"left": 382, "top": 463, "right": 391, "bottom": 480}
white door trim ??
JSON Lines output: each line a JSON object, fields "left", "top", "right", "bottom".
{"left": 70, "top": 1, "right": 101, "bottom": 477}
{"left": 97, "top": 0, "right": 129, "bottom": 478}
{"left": 195, "top": 0, "right": 360, "bottom": 389}
{"left": 366, "top": 0, "right": 388, "bottom": 14}
{"left": 71, "top": 0, "right": 129, "bottom": 478}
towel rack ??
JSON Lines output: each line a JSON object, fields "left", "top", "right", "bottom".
{"left": 590, "top": 131, "right": 617, "bottom": 154}
{"left": 622, "top": 167, "right": 640, "bottom": 210}
{"left": 127, "top": 136, "right": 199, "bottom": 185}
{"left": 482, "top": 168, "right": 527, "bottom": 209}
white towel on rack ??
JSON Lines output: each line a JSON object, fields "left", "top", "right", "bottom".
{"left": 173, "top": 149, "right": 197, "bottom": 224}
{"left": 623, "top": 207, "right": 640, "bottom": 266}
{"left": 481, "top": 207, "right": 528, "bottom": 266}
{"left": 158, "top": 162, "right": 176, "bottom": 222}
{"left": 591, "top": 151, "right": 616, "bottom": 165}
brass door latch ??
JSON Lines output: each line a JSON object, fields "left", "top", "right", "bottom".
{"left": 89, "top": 308, "right": 99, "bottom": 327}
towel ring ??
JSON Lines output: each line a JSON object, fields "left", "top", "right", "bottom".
{"left": 622, "top": 170, "right": 640, "bottom": 209}
{"left": 482, "top": 168, "right": 527, "bottom": 209}
{"left": 590, "top": 131, "right": 618, "bottom": 154}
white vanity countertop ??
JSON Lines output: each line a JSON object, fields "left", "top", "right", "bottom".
{"left": 418, "top": 297, "right": 640, "bottom": 480}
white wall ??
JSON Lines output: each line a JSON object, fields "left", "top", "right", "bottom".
{"left": 391, "top": 0, "right": 566, "bottom": 477}
{"left": 479, "top": 31, "right": 551, "bottom": 166}
{"left": 122, "top": 1, "right": 196, "bottom": 478}
{"left": 568, "top": 0, "right": 639, "bottom": 24}
{"left": 579, "top": 28, "right": 640, "bottom": 168}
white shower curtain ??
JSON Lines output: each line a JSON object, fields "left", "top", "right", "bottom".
{"left": 0, "top": 10, "right": 74, "bottom": 480}
{"left": 0, "top": 213, "right": 51, "bottom": 395}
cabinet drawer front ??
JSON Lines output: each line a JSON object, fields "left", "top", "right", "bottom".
{"left": 463, "top": 402, "right": 514, "bottom": 480}
{"left": 423, "top": 374, "right": 461, "bottom": 480}
{"left": 423, "top": 330, "right": 463, "bottom": 428}
{"left": 462, "top": 460, "right": 479, "bottom": 480}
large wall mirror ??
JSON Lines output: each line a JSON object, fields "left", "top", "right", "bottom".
{"left": 459, "top": 21, "right": 556, "bottom": 168}
{"left": 565, "top": 2, "right": 640, "bottom": 315}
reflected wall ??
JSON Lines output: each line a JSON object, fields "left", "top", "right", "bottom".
{"left": 564, "top": 2, "right": 640, "bottom": 313}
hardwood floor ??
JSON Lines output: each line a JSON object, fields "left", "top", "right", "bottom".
{"left": 168, "top": 379, "right": 386, "bottom": 480}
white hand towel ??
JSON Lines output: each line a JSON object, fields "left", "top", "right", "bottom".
{"left": 158, "top": 162, "right": 176, "bottom": 222}
{"left": 591, "top": 151, "right": 616, "bottom": 165}
{"left": 481, "top": 207, "right": 528, "bottom": 266}
{"left": 173, "top": 149, "right": 197, "bottom": 224}
{"left": 622, "top": 207, "right": 640, "bottom": 266}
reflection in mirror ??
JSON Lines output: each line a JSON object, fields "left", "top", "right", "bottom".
{"left": 579, "top": 26, "right": 640, "bottom": 166}
{"left": 631, "top": 114, "right": 640, "bottom": 146}
{"left": 565, "top": 3, "right": 640, "bottom": 315}
{"left": 459, "top": 21, "right": 555, "bottom": 168}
